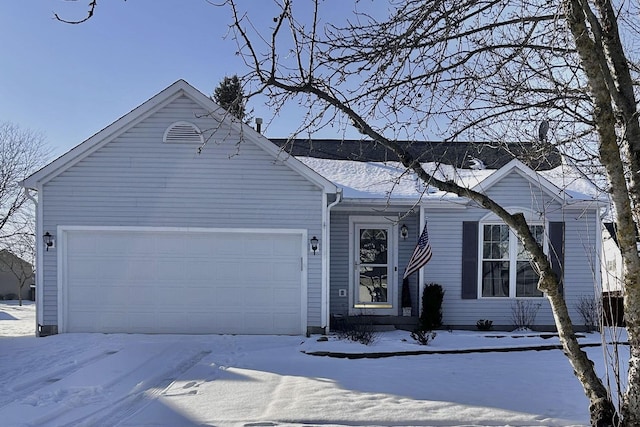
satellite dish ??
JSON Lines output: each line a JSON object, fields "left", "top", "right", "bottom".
{"left": 538, "top": 120, "right": 549, "bottom": 142}
{"left": 468, "top": 156, "right": 486, "bottom": 170}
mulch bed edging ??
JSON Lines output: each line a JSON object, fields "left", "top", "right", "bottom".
{"left": 303, "top": 341, "right": 629, "bottom": 359}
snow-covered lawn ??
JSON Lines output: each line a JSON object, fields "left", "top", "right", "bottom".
{"left": 0, "top": 301, "right": 628, "bottom": 427}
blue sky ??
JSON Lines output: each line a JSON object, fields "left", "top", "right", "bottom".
{"left": 1, "top": 1, "right": 365, "bottom": 158}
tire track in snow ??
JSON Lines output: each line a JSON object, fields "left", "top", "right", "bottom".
{"left": 54, "top": 348, "right": 212, "bottom": 427}
{"left": 0, "top": 348, "right": 119, "bottom": 409}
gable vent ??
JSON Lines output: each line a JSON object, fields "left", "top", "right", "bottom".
{"left": 163, "top": 121, "right": 204, "bottom": 144}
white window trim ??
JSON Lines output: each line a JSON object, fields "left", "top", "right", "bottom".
{"left": 477, "top": 210, "right": 548, "bottom": 299}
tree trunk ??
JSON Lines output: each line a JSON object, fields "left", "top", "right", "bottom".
{"left": 563, "top": 0, "right": 640, "bottom": 424}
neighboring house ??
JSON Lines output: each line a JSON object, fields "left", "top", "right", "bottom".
{"left": 601, "top": 223, "right": 625, "bottom": 326}
{"left": 602, "top": 223, "right": 623, "bottom": 294}
{"left": 0, "top": 250, "right": 34, "bottom": 301}
{"left": 21, "top": 80, "right": 606, "bottom": 336}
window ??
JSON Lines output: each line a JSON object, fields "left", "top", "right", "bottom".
{"left": 481, "top": 224, "right": 544, "bottom": 298}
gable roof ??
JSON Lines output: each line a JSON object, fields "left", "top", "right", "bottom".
{"left": 270, "top": 138, "right": 562, "bottom": 171}
{"left": 21, "top": 80, "right": 338, "bottom": 194}
{"left": 471, "top": 158, "right": 568, "bottom": 200}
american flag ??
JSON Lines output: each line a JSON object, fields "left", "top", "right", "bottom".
{"left": 403, "top": 222, "right": 433, "bottom": 279}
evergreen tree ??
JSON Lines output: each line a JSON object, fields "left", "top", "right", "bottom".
{"left": 213, "top": 75, "right": 245, "bottom": 120}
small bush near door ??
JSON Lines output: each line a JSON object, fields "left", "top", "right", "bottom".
{"left": 511, "top": 300, "right": 541, "bottom": 330}
{"left": 411, "top": 329, "right": 437, "bottom": 345}
{"left": 575, "top": 295, "right": 600, "bottom": 332}
{"left": 419, "top": 283, "right": 444, "bottom": 331}
{"left": 476, "top": 319, "right": 493, "bottom": 331}
{"left": 333, "top": 315, "right": 378, "bottom": 345}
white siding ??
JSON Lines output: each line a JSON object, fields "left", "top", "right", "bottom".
{"left": 40, "top": 95, "right": 325, "bottom": 330}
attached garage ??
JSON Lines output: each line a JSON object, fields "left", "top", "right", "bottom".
{"left": 22, "top": 80, "right": 338, "bottom": 336}
{"left": 59, "top": 227, "right": 307, "bottom": 335}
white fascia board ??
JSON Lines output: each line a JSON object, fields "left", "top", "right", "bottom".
{"left": 472, "top": 158, "right": 570, "bottom": 203}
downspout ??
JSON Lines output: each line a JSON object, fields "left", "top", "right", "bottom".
{"left": 322, "top": 188, "right": 342, "bottom": 333}
{"left": 24, "top": 188, "right": 42, "bottom": 337}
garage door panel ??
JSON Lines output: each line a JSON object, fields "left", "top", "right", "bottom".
{"left": 69, "top": 234, "right": 99, "bottom": 254}
{"left": 128, "top": 287, "right": 150, "bottom": 305}
{"left": 63, "top": 229, "right": 304, "bottom": 334}
{"left": 186, "top": 260, "right": 216, "bottom": 279}
{"left": 68, "top": 310, "right": 98, "bottom": 331}
{"left": 274, "top": 261, "right": 301, "bottom": 280}
{"left": 237, "top": 261, "right": 267, "bottom": 281}
{"left": 155, "top": 260, "right": 187, "bottom": 280}
{"left": 274, "top": 288, "right": 301, "bottom": 305}
{"left": 274, "top": 313, "right": 300, "bottom": 330}
{"left": 183, "top": 287, "right": 216, "bottom": 305}
{"left": 155, "top": 235, "right": 188, "bottom": 255}
{"left": 244, "top": 287, "right": 274, "bottom": 307}
{"left": 185, "top": 236, "right": 214, "bottom": 257}
{"left": 214, "top": 287, "right": 243, "bottom": 307}
{"left": 214, "top": 261, "right": 242, "bottom": 282}
{"left": 70, "top": 258, "right": 156, "bottom": 282}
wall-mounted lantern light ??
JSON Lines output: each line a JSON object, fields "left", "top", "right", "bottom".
{"left": 400, "top": 224, "right": 409, "bottom": 240}
{"left": 310, "top": 236, "right": 319, "bottom": 255}
{"left": 43, "top": 232, "right": 55, "bottom": 251}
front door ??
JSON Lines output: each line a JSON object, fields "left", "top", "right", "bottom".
{"left": 351, "top": 220, "right": 396, "bottom": 314}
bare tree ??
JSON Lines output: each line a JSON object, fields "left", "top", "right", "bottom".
{"left": 0, "top": 122, "right": 49, "bottom": 245}
{"left": 0, "top": 122, "right": 48, "bottom": 307}
{"left": 220, "top": 1, "right": 637, "bottom": 424}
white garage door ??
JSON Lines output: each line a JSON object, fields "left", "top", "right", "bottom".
{"left": 60, "top": 228, "right": 305, "bottom": 334}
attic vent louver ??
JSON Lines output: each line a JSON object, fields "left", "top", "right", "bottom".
{"left": 163, "top": 121, "right": 203, "bottom": 144}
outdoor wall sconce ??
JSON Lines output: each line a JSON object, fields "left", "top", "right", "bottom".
{"left": 310, "top": 236, "right": 319, "bottom": 255}
{"left": 400, "top": 224, "right": 409, "bottom": 240}
{"left": 43, "top": 232, "right": 55, "bottom": 251}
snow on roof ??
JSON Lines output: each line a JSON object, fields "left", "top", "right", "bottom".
{"left": 539, "top": 165, "right": 606, "bottom": 201}
{"left": 298, "top": 157, "right": 603, "bottom": 202}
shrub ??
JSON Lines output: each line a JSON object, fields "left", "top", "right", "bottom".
{"left": 419, "top": 283, "right": 444, "bottom": 331}
{"left": 575, "top": 295, "right": 600, "bottom": 332}
{"left": 334, "top": 315, "right": 378, "bottom": 345}
{"left": 511, "top": 300, "right": 541, "bottom": 330}
{"left": 401, "top": 279, "right": 412, "bottom": 308}
{"left": 476, "top": 319, "right": 493, "bottom": 331}
{"left": 411, "top": 329, "right": 437, "bottom": 345}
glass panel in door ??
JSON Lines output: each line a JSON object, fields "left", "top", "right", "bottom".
{"left": 356, "top": 227, "right": 392, "bottom": 307}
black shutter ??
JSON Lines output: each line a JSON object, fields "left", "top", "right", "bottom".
{"left": 461, "top": 221, "right": 479, "bottom": 299}
{"left": 549, "top": 222, "right": 564, "bottom": 296}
